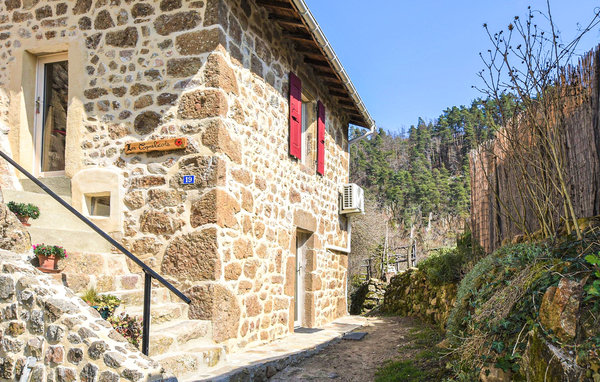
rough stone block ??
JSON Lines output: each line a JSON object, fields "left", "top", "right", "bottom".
{"left": 0, "top": 203, "right": 31, "bottom": 254}
{"left": 201, "top": 119, "right": 241, "bottom": 163}
{"left": 148, "top": 189, "right": 184, "bottom": 208}
{"left": 161, "top": 228, "right": 220, "bottom": 281}
{"left": 204, "top": 53, "right": 238, "bottom": 94}
{"left": 284, "top": 257, "right": 295, "bottom": 297}
{"left": 60, "top": 253, "right": 104, "bottom": 276}
{"left": 175, "top": 28, "right": 226, "bottom": 55}
{"left": 233, "top": 237, "right": 252, "bottom": 260}
{"left": 56, "top": 366, "right": 77, "bottom": 382}
{"left": 186, "top": 283, "right": 240, "bottom": 343}
{"left": 539, "top": 278, "right": 583, "bottom": 342}
{"left": 80, "top": 363, "right": 99, "bottom": 382}
{"left": 45, "top": 345, "right": 64, "bottom": 364}
{"left": 167, "top": 57, "right": 203, "bottom": 78}
{"left": 191, "top": 188, "right": 240, "bottom": 228}
{"left": 178, "top": 89, "right": 228, "bottom": 120}
{"left": 105, "top": 27, "right": 138, "bottom": 48}
{"left": 133, "top": 111, "right": 161, "bottom": 135}
{"left": 204, "top": 0, "right": 228, "bottom": 27}
{"left": 224, "top": 263, "right": 242, "bottom": 281}
{"left": 140, "top": 210, "right": 182, "bottom": 235}
{"left": 154, "top": 11, "right": 201, "bottom": 35}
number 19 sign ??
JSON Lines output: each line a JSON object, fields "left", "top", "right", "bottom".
{"left": 183, "top": 175, "right": 195, "bottom": 185}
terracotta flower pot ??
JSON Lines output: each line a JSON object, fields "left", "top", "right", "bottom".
{"left": 37, "top": 254, "right": 58, "bottom": 271}
{"left": 16, "top": 214, "right": 30, "bottom": 226}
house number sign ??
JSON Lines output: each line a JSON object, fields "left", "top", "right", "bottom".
{"left": 124, "top": 138, "right": 188, "bottom": 154}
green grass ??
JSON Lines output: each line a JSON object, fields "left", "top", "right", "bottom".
{"left": 375, "top": 360, "right": 425, "bottom": 382}
{"left": 376, "top": 323, "right": 450, "bottom": 382}
{"left": 415, "top": 349, "right": 440, "bottom": 360}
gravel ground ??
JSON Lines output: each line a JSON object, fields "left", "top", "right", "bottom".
{"left": 270, "top": 316, "right": 432, "bottom": 382}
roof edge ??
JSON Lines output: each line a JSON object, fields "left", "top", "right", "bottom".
{"left": 289, "top": 0, "right": 376, "bottom": 132}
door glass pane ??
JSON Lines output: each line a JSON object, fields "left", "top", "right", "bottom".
{"left": 41, "top": 60, "right": 68, "bottom": 172}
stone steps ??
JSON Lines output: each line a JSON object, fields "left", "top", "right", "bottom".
{"left": 6, "top": 186, "right": 228, "bottom": 374}
{"left": 107, "top": 286, "right": 176, "bottom": 306}
{"left": 154, "top": 344, "right": 227, "bottom": 379}
{"left": 146, "top": 320, "right": 214, "bottom": 356}
{"left": 59, "top": 252, "right": 130, "bottom": 274}
{"left": 58, "top": 271, "right": 142, "bottom": 293}
{"left": 28, "top": 227, "right": 113, "bottom": 253}
{"left": 120, "top": 302, "right": 189, "bottom": 324}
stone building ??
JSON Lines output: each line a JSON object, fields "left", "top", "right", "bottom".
{"left": 0, "top": 0, "right": 374, "bottom": 374}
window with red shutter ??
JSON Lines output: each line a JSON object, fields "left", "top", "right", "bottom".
{"left": 317, "top": 101, "right": 325, "bottom": 175}
{"left": 289, "top": 73, "right": 302, "bottom": 160}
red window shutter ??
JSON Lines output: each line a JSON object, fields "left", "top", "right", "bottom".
{"left": 317, "top": 101, "right": 325, "bottom": 175}
{"left": 289, "top": 73, "right": 302, "bottom": 160}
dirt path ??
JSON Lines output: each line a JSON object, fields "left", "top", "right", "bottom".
{"left": 270, "top": 316, "right": 445, "bottom": 382}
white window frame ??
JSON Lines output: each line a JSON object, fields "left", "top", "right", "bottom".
{"left": 301, "top": 102, "right": 308, "bottom": 164}
{"left": 34, "top": 52, "right": 68, "bottom": 177}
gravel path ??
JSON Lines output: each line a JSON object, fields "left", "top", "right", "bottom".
{"left": 270, "top": 316, "right": 428, "bottom": 382}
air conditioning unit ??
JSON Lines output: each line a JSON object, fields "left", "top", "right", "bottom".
{"left": 340, "top": 183, "right": 365, "bottom": 215}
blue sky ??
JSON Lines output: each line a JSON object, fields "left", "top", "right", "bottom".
{"left": 304, "top": 1, "right": 600, "bottom": 134}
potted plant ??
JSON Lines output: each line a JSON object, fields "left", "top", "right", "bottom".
{"left": 7, "top": 201, "right": 40, "bottom": 226}
{"left": 33, "top": 244, "right": 67, "bottom": 272}
{"left": 81, "top": 289, "right": 122, "bottom": 319}
{"left": 96, "top": 294, "right": 122, "bottom": 319}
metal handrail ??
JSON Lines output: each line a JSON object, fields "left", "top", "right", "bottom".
{"left": 0, "top": 151, "right": 190, "bottom": 355}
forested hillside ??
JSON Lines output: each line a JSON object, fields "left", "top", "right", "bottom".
{"left": 348, "top": 96, "right": 513, "bottom": 273}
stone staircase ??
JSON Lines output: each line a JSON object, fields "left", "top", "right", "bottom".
{"left": 2, "top": 178, "right": 229, "bottom": 379}
{"left": 1, "top": 178, "right": 112, "bottom": 253}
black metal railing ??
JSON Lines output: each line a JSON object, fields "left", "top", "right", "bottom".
{"left": 0, "top": 151, "right": 191, "bottom": 356}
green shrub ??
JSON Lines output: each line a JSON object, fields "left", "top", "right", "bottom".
{"left": 417, "top": 229, "right": 484, "bottom": 287}
{"left": 81, "top": 288, "right": 99, "bottom": 305}
{"left": 418, "top": 248, "right": 464, "bottom": 286}
{"left": 445, "top": 243, "right": 549, "bottom": 344}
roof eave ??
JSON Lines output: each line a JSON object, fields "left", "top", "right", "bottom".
{"left": 257, "top": 0, "right": 375, "bottom": 132}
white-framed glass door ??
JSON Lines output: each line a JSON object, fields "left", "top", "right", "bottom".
{"left": 295, "top": 232, "right": 309, "bottom": 327}
{"left": 34, "top": 53, "right": 68, "bottom": 176}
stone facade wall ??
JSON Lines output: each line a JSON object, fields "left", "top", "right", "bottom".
{"left": 0, "top": 0, "right": 352, "bottom": 351}
{"left": 382, "top": 269, "right": 457, "bottom": 329}
{"left": 0, "top": 249, "right": 168, "bottom": 381}
{"left": 206, "top": 0, "right": 351, "bottom": 349}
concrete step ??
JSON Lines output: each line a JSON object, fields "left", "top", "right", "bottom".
{"left": 59, "top": 272, "right": 143, "bottom": 294}
{"left": 1, "top": 189, "right": 86, "bottom": 229}
{"left": 20, "top": 176, "right": 71, "bottom": 197}
{"left": 107, "top": 287, "right": 175, "bottom": 306}
{"left": 155, "top": 343, "right": 227, "bottom": 378}
{"left": 27, "top": 227, "right": 113, "bottom": 253}
{"left": 59, "top": 252, "right": 131, "bottom": 277}
{"left": 2, "top": 188, "right": 116, "bottom": 254}
{"left": 146, "top": 320, "right": 213, "bottom": 356}
{"left": 120, "top": 302, "right": 189, "bottom": 325}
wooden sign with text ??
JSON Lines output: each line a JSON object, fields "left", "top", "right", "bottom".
{"left": 124, "top": 138, "right": 188, "bottom": 154}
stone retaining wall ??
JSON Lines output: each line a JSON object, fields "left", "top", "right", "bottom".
{"left": 382, "top": 269, "right": 457, "bottom": 329}
{"left": 349, "top": 279, "right": 386, "bottom": 315}
{"left": 0, "top": 250, "right": 169, "bottom": 381}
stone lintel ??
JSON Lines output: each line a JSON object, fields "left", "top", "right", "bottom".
{"left": 293, "top": 210, "right": 317, "bottom": 233}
